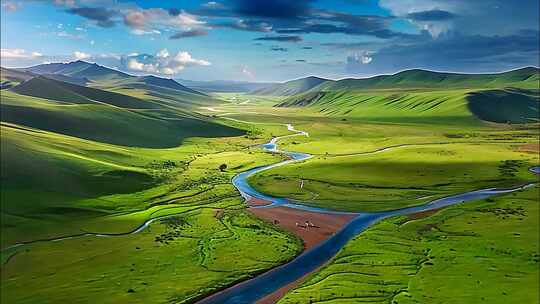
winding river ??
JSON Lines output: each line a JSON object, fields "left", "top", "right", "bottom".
{"left": 1, "top": 122, "right": 537, "bottom": 304}
{"left": 197, "top": 123, "right": 537, "bottom": 304}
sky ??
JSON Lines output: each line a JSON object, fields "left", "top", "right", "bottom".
{"left": 1, "top": 0, "right": 539, "bottom": 82}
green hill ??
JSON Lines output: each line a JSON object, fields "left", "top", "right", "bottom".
{"left": 1, "top": 67, "right": 36, "bottom": 89}
{"left": 2, "top": 79, "right": 244, "bottom": 147}
{"left": 251, "top": 76, "right": 328, "bottom": 96}
{"left": 314, "top": 67, "right": 539, "bottom": 91}
{"left": 10, "top": 76, "right": 157, "bottom": 108}
{"left": 136, "top": 75, "right": 205, "bottom": 96}
{"left": 467, "top": 88, "right": 539, "bottom": 123}
{"left": 276, "top": 68, "right": 540, "bottom": 124}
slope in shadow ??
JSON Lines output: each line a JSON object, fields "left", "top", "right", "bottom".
{"left": 467, "top": 89, "right": 539, "bottom": 124}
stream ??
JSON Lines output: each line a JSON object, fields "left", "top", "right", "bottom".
{"left": 197, "top": 124, "right": 537, "bottom": 304}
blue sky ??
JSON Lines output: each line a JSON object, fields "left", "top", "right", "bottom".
{"left": 1, "top": 0, "right": 538, "bottom": 81}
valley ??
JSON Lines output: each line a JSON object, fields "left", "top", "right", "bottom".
{"left": 0, "top": 62, "right": 538, "bottom": 304}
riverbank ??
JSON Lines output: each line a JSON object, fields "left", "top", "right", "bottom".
{"left": 248, "top": 206, "right": 356, "bottom": 250}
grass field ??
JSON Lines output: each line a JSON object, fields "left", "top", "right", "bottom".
{"left": 0, "top": 87, "right": 305, "bottom": 303}
{"left": 278, "top": 185, "right": 540, "bottom": 304}
{"left": 1, "top": 204, "right": 302, "bottom": 304}
{"left": 1, "top": 65, "right": 539, "bottom": 304}
{"left": 249, "top": 140, "right": 539, "bottom": 212}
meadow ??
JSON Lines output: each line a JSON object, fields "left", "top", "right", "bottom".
{"left": 1, "top": 64, "right": 538, "bottom": 304}
{"left": 0, "top": 71, "right": 304, "bottom": 304}
{"left": 278, "top": 185, "right": 539, "bottom": 304}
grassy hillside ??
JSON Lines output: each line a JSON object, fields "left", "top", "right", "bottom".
{"left": 277, "top": 89, "right": 477, "bottom": 124}
{"left": 277, "top": 88, "right": 539, "bottom": 124}
{"left": 136, "top": 75, "right": 205, "bottom": 95}
{"left": 1, "top": 67, "right": 35, "bottom": 89}
{"left": 251, "top": 76, "right": 328, "bottom": 96}
{"left": 314, "top": 67, "right": 539, "bottom": 91}
{"left": 0, "top": 90, "right": 243, "bottom": 147}
{"left": 467, "top": 88, "right": 539, "bottom": 123}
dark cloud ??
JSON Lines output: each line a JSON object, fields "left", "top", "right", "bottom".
{"left": 276, "top": 23, "right": 405, "bottom": 39}
{"left": 347, "top": 31, "right": 540, "bottom": 74}
{"left": 230, "top": 0, "right": 314, "bottom": 19}
{"left": 407, "top": 10, "right": 456, "bottom": 21}
{"left": 191, "top": 1, "right": 404, "bottom": 40}
{"left": 169, "top": 30, "right": 208, "bottom": 39}
{"left": 271, "top": 10, "right": 406, "bottom": 39}
{"left": 254, "top": 35, "right": 302, "bottom": 42}
{"left": 270, "top": 46, "right": 288, "bottom": 52}
{"left": 406, "top": 9, "right": 456, "bottom": 21}
{"left": 66, "top": 7, "right": 116, "bottom": 28}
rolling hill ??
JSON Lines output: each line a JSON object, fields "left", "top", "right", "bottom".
{"left": 10, "top": 76, "right": 158, "bottom": 108}
{"left": 0, "top": 61, "right": 249, "bottom": 253}
{"left": 275, "top": 67, "right": 540, "bottom": 124}
{"left": 251, "top": 76, "right": 328, "bottom": 96}
{"left": 258, "top": 67, "right": 539, "bottom": 97}
{"left": 313, "top": 67, "right": 540, "bottom": 91}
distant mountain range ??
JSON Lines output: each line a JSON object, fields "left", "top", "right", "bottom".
{"left": 251, "top": 67, "right": 540, "bottom": 96}
{"left": 13, "top": 60, "right": 206, "bottom": 96}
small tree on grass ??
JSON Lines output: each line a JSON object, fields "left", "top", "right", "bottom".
{"left": 219, "top": 163, "right": 227, "bottom": 172}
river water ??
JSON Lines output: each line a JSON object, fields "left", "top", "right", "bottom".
{"left": 197, "top": 124, "right": 537, "bottom": 304}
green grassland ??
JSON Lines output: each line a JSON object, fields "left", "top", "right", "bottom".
{"left": 0, "top": 74, "right": 305, "bottom": 303}
{"left": 279, "top": 185, "right": 539, "bottom": 304}
{"left": 1, "top": 64, "right": 539, "bottom": 304}
{"left": 249, "top": 140, "right": 539, "bottom": 212}
{"left": 2, "top": 205, "right": 302, "bottom": 304}
{"left": 225, "top": 85, "right": 539, "bottom": 213}
{"left": 277, "top": 88, "right": 539, "bottom": 124}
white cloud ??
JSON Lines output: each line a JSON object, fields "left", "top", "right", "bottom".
{"left": 347, "top": 53, "right": 373, "bottom": 66}
{"left": 1, "top": 48, "right": 43, "bottom": 59}
{"left": 124, "top": 49, "right": 210, "bottom": 75}
{"left": 123, "top": 8, "right": 206, "bottom": 35}
{"left": 379, "top": 0, "right": 456, "bottom": 37}
{"left": 156, "top": 49, "right": 169, "bottom": 58}
{"left": 73, "top": 51, "right": 91, "bottom": 60}
{"left": 172, "top": 51, "right": 210, "bottom": 66}
{"left": 127, "top": 58, "right": 158, "bottom": 73}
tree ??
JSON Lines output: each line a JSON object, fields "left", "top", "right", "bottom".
{"left": 219, "top": 163, "right": 227, "bottom": 172}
